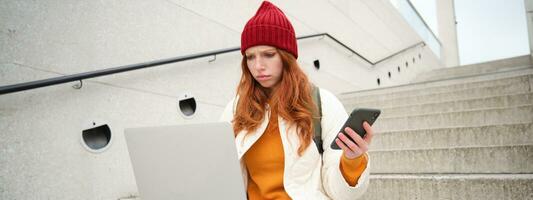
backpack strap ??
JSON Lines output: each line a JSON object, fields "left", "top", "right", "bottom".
{"left": 311, "top": 84, "right": 323, "bottom": 154}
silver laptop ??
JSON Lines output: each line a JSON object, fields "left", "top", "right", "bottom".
{"left": 124, "top": 122, "right": 246, "bottom": 200}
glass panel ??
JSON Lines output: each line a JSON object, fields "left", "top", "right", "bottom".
{"left": 389, "top": 0, "right": 442, "bottom": 58}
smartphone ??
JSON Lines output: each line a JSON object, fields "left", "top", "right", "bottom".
{"left": 330, "top": 108, "right": 381, "bottom": 150}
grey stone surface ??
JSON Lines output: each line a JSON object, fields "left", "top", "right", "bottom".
{"left": 370, "top": 93, "right": 533, "bottom": 117}
{"left": 371, "top": 123, "right": 533, "bottom": 150}
{"left": 348, "top": 57, "right": 533, "bottom": 200}
{"left": 374, "top": 105, "right": 533, "bottom": 131}
{"left": 340, "top": 67, "right": 533, "bottom": 99}
{"left": 362, "top": 174, "right": 533, "bottom": 200}
{"left": 369, "top": 144, "right": 533, "bottom": 173}
{"left": 347, "top": 83, "right": 531, "bottom": 111}
{"left": 415, "top": 65, "right": 532, "bottom": 83}
{"left": 413, "top": 54, "right": 532, "bottom": 82}
{"left": 530, "top": 73, "right": 533, "bottom": 93}
{"left": 343, "top": 61, "right": 533, "bottom": 199}
{"left": 343, "top": 74, "right": 531, "bottom": 104}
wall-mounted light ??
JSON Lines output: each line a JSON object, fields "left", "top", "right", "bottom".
{"left": 81, "top": 121, "right": 112, "bottom": 153}
{"left": 313, "top": 60, "right": 320, "bottom": 70}
{"left": 178, "top": 92, "right": 196, "bottom": 118}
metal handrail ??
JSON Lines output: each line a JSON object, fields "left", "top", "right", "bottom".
{"left": 0, "top": 33, "right": 424, "bottom": 95}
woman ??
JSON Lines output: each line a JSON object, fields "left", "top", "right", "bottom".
{"left": 220, "top": 1, "right": 373, "bottom": 199}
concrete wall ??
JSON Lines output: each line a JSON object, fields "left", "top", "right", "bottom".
{"left": 0, "top": 0, "right": 441, "bottom": 199}
{"left": 526, "top": 0, "right": 533, "bottom": 60}
{"left": 437, "top": 0, "right": 460, "bottom": 67}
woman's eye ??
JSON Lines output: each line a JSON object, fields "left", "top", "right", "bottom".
{"left": 265, "top": 53, "right": 275, "bottom": 57}
{"left": 246, "top": 55, "right": 254, "bottom": 60}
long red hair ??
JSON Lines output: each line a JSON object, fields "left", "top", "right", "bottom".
{"left": 233, "top": 48, "right": 317, "bottom": 156}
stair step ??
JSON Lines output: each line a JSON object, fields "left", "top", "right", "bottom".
{"left": 344, "top": 72, "right": 530, "bottom": 101}
{"left": 361, "top": 174, "right": 533, "bottom": 200}
{"left": 371, "top": 123, "right": 533, "bottom": 150}
{"left": 340, "top": 69, "right": 533, "bottom": 100}
{"left": 364, "top": 93, "right": 533, "bottom": 118}
{"left": 343, "top": 79, "right": 531, "bottom": 106}
{"left": 348, "top": 91, "right": 532, "bottom": 110}
{"left": 368, "top": 144, "right": 533, "bottom": 173}
{"left": 412, "top": 65, "right": 531, "bottom": 82}
{"left": 374, "top": 105, "right": 533, "bottom": 132}
{"left": 414, "top": 55, "right": 532, "bottom": 82}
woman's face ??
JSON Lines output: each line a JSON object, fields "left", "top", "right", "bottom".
{"left": 245, "top": 45, "right": 283, "bottom": 89}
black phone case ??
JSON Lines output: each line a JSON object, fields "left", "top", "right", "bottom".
{"left": 330, "top": 108, "right": 381, "bottom": 150}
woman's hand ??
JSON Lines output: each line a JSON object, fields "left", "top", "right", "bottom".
{"left": 334, "top": 121, "right": 374, "bottom": 159}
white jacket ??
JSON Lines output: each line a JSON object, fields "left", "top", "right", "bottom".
{"left": 219, "top": 88, "right": 370, "bottom": 200}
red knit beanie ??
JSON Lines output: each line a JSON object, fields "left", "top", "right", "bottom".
{"left": 241, "top": 1, "right": 298, "bottom": 58}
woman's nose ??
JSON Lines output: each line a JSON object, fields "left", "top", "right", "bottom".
{"left": 253, "top": 57, "right": 266, "bottom": 70}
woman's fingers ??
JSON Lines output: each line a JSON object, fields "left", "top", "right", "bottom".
{"left": 336, "top": 137, "right": 362, "bottom": 157}
{"left": 338, "top": 123, "right": 374, "bottom": 160}
{"left": 337, "top": 132, "right": 359, "bottom": 152}
{"left": 335, "top": 138, "right": 352, "bottom": 153}
{"left": 362, "top": 121, "right": 374, "bottom": 144}
{"left": 344, "top": 127, "right": 368, "bottom": 152}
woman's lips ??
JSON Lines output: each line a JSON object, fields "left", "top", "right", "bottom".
{"left": 256, "top": 75, "right": 271, "bottom": 81}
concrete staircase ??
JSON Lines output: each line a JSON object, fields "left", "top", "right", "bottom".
{"left": 339, "top": 56, "right": 533, "bottom": 199}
